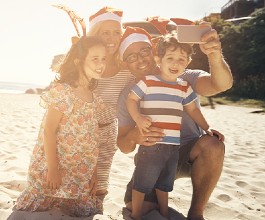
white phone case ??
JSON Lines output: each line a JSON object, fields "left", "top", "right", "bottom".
{"left": 177, "top": 25, "right": 211, "bottom": 44}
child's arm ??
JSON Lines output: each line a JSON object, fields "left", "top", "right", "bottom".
{"left": 184, "top": 102, "right": 224, "bottom": 141}
{"left": 43, "top": 107, "right": 63, "bottom": 190}
{"left": 127, "top": 92, "right": 152, "bottom": 134}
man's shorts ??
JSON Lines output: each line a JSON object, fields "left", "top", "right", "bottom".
{"left": 133, "top": 144, "right": 179, "bottom": 194}
{"left": 124, "top": 138, "right": 199, "bottom": 204}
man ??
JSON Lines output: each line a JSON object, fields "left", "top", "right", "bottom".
{"left": 117, "top": 25, "right": 233, "bottom": 220}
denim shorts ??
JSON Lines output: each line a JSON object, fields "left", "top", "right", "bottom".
{"left": 133, "top": 143, "right": 179, "bottom": 194}
{"left": 124, "top": 138, "right": 199, "bottom": 204}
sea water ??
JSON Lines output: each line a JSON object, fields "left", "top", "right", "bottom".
{"left": 0, "top": 81, "right": 46, "bottom": 94}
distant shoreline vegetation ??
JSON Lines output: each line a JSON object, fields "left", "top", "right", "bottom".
{"left": 0, "top": 81, "right": 47, "bottom": 94}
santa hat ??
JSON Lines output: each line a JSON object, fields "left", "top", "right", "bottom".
{"left": 146, "top": 16, "right": 170, "bottom": 35}
{"left": 119, "top": 26, "right": 152, "bottom": 59}
{"left": 89, "top": 6, "right": 123, "bottom": 30}
{"left": 170, "top": 18, "right": 195, "bottom": 25}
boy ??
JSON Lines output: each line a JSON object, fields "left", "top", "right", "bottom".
{"left": 126, "top": 32, "right": 224, "bottom": 220}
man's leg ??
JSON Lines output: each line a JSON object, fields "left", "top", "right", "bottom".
{"left": 187, "top": 134, "right": 225, "bottom": 219}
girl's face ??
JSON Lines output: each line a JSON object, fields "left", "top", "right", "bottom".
{"left": 98, "top": 20, "right": 122, "bottom": 55}
{"left": 158, "top": 46, "right": 190, "bottom": 82}
{"left": 83, "top": 44, "right": 106, "bottom": 80}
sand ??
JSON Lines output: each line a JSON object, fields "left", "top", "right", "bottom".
{"left": 0, "top": 93, "right": 265, "bottom": 220}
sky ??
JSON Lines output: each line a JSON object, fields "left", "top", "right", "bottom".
{"left": 0, "top": 0, "right": 229, "bottom": 86}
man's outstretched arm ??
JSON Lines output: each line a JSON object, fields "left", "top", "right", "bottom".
{"left": 196, "top": 28, "right": 233, "bottom": 96}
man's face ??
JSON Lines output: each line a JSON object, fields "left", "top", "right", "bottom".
{"left": 123, "top": 42, "right": 156, "bottom": 80}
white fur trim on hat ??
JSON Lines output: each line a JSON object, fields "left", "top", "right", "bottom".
{"left": 119, "top": 33, "right": 152, "bottom": 59}
{"left": 89, "top": 12, "right": 122, "bottom": 30}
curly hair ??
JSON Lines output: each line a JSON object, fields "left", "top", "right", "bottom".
{"left": 156, "top": 31, "right": 194, "bottom": 59}
{"left": 56, "top": 36, "right": 105, "bottom": 90}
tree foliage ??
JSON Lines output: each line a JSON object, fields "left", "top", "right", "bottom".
{"left": 189, "top": 8, "right": 265, "bottom": 100}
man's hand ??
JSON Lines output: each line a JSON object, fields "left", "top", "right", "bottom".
{"left": 136, "top": 126, "right": 165, "bottom": 146}
{"left": 199, "top": 23, "right": 222, "bottom": 57}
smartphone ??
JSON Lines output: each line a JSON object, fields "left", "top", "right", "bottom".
{"left": 177, "top": 25, "right": 211, "bottom": 44}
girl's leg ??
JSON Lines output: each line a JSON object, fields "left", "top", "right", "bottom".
{"left": 131, "top": 189, "right": 145, "bottom": 220}
{"left": 156, "top": 189, "right": 169, "bottom": 219}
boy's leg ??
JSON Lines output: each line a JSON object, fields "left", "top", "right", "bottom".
{"left": 131, "top": 189, "right": 145, "bottom": 220}
{"left": 155, "top": 189, "right": 168, "bottom": 219}
{"left": 155, "top": 145, "right": 179, "bottom": 219}
{"left": 124, "top": 139, "right": 196, "bottom": 214}
{"left": 132, "top": 144, "right": 165, "bottom": 218}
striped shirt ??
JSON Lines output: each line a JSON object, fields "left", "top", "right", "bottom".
{"left": 131, "top": 75, "right": 197, "bottom": 145}
{"left": 95, "top": 69, "right": 134, "bottom": 123}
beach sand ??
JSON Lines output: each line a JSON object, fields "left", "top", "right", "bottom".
{"left": 0, "top": 93, "right": 265, "bottom": 220}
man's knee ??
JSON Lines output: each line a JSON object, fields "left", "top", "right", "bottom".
{"left": 191, "top": 135, "right": 225, "bottom": 161}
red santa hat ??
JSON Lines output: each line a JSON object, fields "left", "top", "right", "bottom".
{"left": 170, "top": 18, "right": 195, "bottom": 25}
{"left": 146, "top": 16, "right": 170, "bottom": 35}
{"left": 119, "top": 26, "right": 152, "bottom": 59}
{"left": 89, "top": 6, "right": 123, "bottom": 30}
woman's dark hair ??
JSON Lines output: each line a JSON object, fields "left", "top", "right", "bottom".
{"left": 56, "top": 36, "right": 105, "bottom": 90}
{"left": 157, "top": 31, "right": 194, "bottom": 59}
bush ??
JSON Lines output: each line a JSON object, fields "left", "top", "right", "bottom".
{"left": 223, "top": 74, "right": 265, "bottom": 100}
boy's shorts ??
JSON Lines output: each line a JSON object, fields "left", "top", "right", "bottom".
{"left": 124, "top": 138, "right": 199, "bottom": 204}
{"left": 133, "top": 144, "right": 179, "bottom": 194}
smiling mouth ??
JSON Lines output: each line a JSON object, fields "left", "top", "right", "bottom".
{"left": 95, "top": 69, "right": 103, "bottom": 74}
{"left": 169, "top": 69, "right": 179, "bottom": 74}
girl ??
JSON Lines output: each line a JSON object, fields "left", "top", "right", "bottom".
{"left": 51, "top": 5, "right": 134, "bottom": 212}
{"left": 16, "top": 36, "right": 106, "bottom": 217}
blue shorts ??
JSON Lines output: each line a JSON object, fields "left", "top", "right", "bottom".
{"left": 132, "top": 144, "right": 179, "bottom": 194}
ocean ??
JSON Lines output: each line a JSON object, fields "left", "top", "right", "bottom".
{"left": 0, "top": 81, "right": 46, "bottom": 94}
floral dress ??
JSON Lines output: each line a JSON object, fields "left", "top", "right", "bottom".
{"left": 16, "top": 83, "right": 104, "bottom": 216}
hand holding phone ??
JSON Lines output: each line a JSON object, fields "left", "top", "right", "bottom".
{"left": 177, "top": 25, "right": 211, "bottom": 44}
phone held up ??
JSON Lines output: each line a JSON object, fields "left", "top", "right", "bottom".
{"left": 177, "top": 25, "right": 211, "bottom": 44}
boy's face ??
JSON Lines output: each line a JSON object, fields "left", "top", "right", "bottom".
{"left": 123, "top": 42, "right": 156, "bottom": 80}
{"left": 158, "top": 46, "right": 190, "bottom": 82}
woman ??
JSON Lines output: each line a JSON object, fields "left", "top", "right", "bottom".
{"left": 87, "top": 6, "right": 134, "bottom": 207}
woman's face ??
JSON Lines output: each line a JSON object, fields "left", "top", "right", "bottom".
{"left": 98, "top": 20, "right": 122, "bottom": 55}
